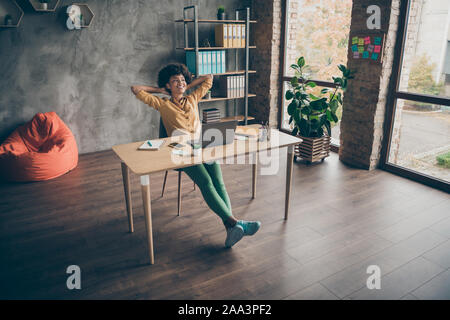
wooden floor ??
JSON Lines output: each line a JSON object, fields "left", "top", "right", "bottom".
{"left": 0, "top": 150, "right": 449, "bottom": 300}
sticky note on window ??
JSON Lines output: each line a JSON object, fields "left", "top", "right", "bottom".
{"left": 371, "top": 53, "right": 379, "bottom": 61}
{"left": 352, "top": 45, "right": 358, "bottom": 52}
{"left": 358, "top": 46, "right": 364, "bottom": 53}
{"left": 353, "top": 52, "right": 360, "bottom": 59}
{"left": 367, "top": 44, "right": 374, "bottom": 52}
{"left": 352, "top": 37, "right": 358, "bottom": 45}
{"left": 363, "top": 51, "right": 369, "bottom": 59}
{"left": 358, "top": 38, "right": 364, "bottom": 46}
{"left": 374, "top": 37, "right": 382, "bottom": 45}
{"left": 374, "top": 45, "right": 381, "bottom": 53}
{"left": 364, "top": 36, "right": 371, "bottom": 44}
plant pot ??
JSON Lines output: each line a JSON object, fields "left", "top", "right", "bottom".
{"left": 294, "top": 134, "right": 331, "bottom": 164}
{"left": 217, "top": 12, "right": 226, "bottom": 20}
{"left": 40, "top": 3, "right": 48, "bottom": 10}
{"left": 205, "top": 92, "right": 211, "bottom": 99}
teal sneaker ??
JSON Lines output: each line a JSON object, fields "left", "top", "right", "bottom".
{"left": 225, "top": 224, "right": 244, "bottom": 248}
{"left": 237, "top": 220, "right": 261, "bottom": 236}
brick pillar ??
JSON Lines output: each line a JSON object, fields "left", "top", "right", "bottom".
{"left": 250, "top": 0, "right": 282, "bottom": 128}
{"left": 339, "top": 0, "right": 402, "bottom": 169}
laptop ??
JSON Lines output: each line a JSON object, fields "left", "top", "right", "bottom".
{"left": 189, "top": 120, "right": 238, "bottom": 148}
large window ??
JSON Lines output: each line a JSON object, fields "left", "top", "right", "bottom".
{"left": 280, "top": 0, "right": 353, "bottom": 147}
{"left": 383, "top": 0, "right": 450, "bottom": 190}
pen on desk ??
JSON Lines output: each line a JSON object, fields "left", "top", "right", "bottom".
{"left": 147, "top": 140, "right": 152, "bottom": 147}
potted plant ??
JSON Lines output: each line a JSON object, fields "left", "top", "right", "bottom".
{"left": 217, "top": 6, "right": 225, "bottom": 20}
{"left": 39, "top": 0, "right": 49, "bottom": 10}
{"left": 205, "top": 90, "right": 212, "bottom": 99}
{"left": 285, "top": 56, "right": 354, "bottom": 164}
{"left": 4, "top": 14, "right": 12, "bottom": 26}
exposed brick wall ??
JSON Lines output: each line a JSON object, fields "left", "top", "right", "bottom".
{"left": 339, "top": 0, "right": 402, "bottom": 169}
{"left": 249, "top": 0, "right": 282, "bottom": 127}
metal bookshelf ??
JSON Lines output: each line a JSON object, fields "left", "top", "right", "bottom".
{"left": 176, "top": 5, "right": 256, "bottom": 125}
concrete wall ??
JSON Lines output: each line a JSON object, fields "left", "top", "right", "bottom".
{"left": 0, "top": 0, "right": 250, "bottom": 154}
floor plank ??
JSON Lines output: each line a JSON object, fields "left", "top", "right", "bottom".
{"left": 0, "top": 150, "right": 448, "bottom": 299}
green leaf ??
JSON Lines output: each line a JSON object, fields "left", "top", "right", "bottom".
{"left": 333, "top": 77, "right": 343, "bottom": 87}
{"left": 301, "top": 106, "right": 312, "bottom": 116}
{"left": 285, "top": 91, "right": 294, "bottom": 100}
{"left": 331, "top": 111, "right": 339, "bottom": 123}
{"left": 338, "top": 64, "right": 346, "bottom": 73}
{"left": 293, "top": 108, "right": 301, "bottom": 124}
{"left": 297, "top": 57, "right": 305, "bottom": 68}
{"left": 326, "top": 109, "right": 333, "bottom": 121}
{"left": 325, "top": 120, "right": 331, "bottom": 136}
{"left": 289, "top": 116, "right": 293, "bottom": 124}
{"left": 337, "top": 92, "right": 343, "bottom": 104}
{"left": 299, "top": 118, "right": 310, "bottom": 137}
{"left": 290, "top": 76, "right": 299, "bottom": 87}
{"left": 310, "top": 119, "right": 320, "bottom": 130}
{"left": 290, "top": 64, "right": 299, "bottom": 70}
{"left": 321, "top": 88, "right": 329, "bottom": 94}
{"left": 318, "top": 127, "right": 324, "bottom": 137}
{"left": 305, "top": 81, "right": 316, "bottom": 88}
{"left": 309, "top": 93, "right": 319, "bottom": 100}
{"left": 287, "top": 100, "right": 299, "bottom": 115}
{"left": 330, "top": 99, "right": 339, "bottom": 113}
{"left": 310, "top": 98, "right": 327, "bottom": 111}
{"left": 292, "top": 126, "right": 298, "bottom": 136}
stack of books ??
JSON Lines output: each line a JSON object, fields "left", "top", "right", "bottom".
{"left": 202, "top": 108, "right": 221, "bottom": 123}
{"left": 215, "top": 24, "right": 246, "bottom": 48}
{"left": 186, "top": 50, "right": 226, "bottom": 75}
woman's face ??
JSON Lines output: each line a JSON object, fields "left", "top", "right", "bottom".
{"left": 166, "top": 74, "right": 187, "bottom": 96}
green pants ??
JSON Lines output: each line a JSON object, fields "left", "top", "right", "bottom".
{"left": 178, "top": 162, "right": 233, "bottom": 222}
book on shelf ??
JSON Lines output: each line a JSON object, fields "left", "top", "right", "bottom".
{"left": 186, "top": 50, "right": 226, "bottom": 75}
{"left": 214, "top": 24, "right": 228, "bottom": 48}
{"left": 218, "top": 75, "right": 245, "bottom": 98}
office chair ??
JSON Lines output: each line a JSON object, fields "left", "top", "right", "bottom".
{"left": 159, "top": 118, "right": 195, "bottom": 216}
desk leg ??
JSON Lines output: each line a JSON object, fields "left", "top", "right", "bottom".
{"left": 285, "top": 145, "right": 294, "bottom": 220}
{"left": 252, "top": 153, "right": 257, "bottom": 199}
{"left": 140, "top": 175, "right": 155, "bottom": 265}
{"left": 121, "top": 162, "right": 134, "bottom": 233}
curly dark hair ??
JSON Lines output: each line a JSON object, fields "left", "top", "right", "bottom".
{"left": 157, "top": 63, "right": 192, "bottom": 93}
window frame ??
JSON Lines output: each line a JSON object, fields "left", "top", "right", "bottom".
{"left": 380, "top": 0, "right": 450, "bottom": 193}
{"left": 278, "top": 0, "right": 345, "bottom": 152}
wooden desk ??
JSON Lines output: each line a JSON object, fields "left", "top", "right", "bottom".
{"left": 112, "top": 128, "right": 302, "bottom": 264}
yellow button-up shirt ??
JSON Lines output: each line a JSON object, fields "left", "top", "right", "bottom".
{"left": 136, "top": 78, "right": 213, "bottom": 138}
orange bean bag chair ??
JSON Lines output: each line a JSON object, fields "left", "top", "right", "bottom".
{"left": 0, "top": 112, "right": 78, "bottom": 182}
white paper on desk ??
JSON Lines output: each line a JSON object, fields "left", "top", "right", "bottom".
{"left": 171, "top": 149, "right": 190, "bottom": 156}
{"left": 138, "top": 139, "right": 165, "bottom": 150}
{"left": 234, "top": 135, "right": 248, "bottom": 141}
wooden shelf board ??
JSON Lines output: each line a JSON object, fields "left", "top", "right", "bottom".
{"left": 213, "top": 70, "right": 256, "bottom": 76}
{"left": 177, "top": 46, "right": 256, "bottom": 51}
{"left": 220, "top": 115, "right": 255, "bottom": 123}
{"left": 199, "top": 94, "right": 256, "bottom": 103}
{"left": 175, "top": 19, "right": 257, "bottom": 24}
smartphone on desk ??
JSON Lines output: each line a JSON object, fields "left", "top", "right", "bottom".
{"left": 168, "top": 142, "right": 185, "bottom": 149}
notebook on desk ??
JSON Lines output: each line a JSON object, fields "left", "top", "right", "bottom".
{"left": 138, "top": 139, "right": 165, "bottom": 151}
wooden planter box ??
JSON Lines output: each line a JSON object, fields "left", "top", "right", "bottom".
{"left": 294, "top": 135, "right": 331, "bottom": 164}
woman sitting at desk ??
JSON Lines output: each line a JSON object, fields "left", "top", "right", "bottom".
{"left": 131, "top": 63, "right": 260, "bottom": 248}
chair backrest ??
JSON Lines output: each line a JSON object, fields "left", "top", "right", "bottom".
{"left": 159, "top": 118, "right": 168, "bottom": 138}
